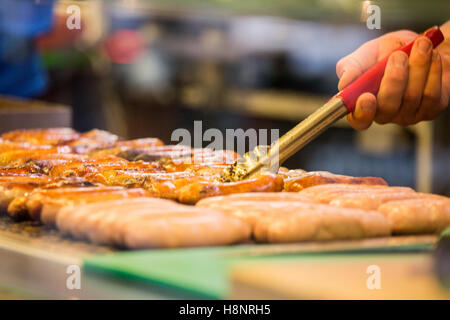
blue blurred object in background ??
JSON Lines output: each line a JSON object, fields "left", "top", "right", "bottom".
{"left": 0, "top": 0, "right": 55, "bottom": 97}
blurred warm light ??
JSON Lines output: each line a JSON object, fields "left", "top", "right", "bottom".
{"left": 122, "top": 0, "right": 138, "bottom": 10}
{"left": 103, "top": 29, "right": 145, "bottom": 64}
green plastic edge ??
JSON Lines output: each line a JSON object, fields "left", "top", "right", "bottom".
{"left": 83, "top": 242, "right": 434, "bottom": 299}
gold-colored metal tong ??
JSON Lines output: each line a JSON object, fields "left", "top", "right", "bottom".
{"left": 221, "top": 98, "right": 347, "bottom": 182}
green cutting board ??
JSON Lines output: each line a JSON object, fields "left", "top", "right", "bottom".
{"left": 83, "top": 235, "right": 437, "bottom": 299}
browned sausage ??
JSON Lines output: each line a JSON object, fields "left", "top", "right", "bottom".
{"left": 1, "top": 128, "right": 80, "bottom": 145}
{"left": 177, "top": 172, "right": 284, "bottom": 204}
{"left": 19, "top": 186, "right": 148, "bottom": 225}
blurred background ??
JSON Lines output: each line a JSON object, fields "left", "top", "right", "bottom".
{"left": 0, "top": 0, "right": 449, "bottom": 195}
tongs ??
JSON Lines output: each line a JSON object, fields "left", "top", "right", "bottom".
{"left": 221, "top": 26, "right": 444, "bottom": 182}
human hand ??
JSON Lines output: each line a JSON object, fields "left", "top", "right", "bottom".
{"left": 336, "top": 23, "right": 450, "bottom": 130}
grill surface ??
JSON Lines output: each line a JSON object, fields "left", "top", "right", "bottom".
{"left": 0, "top": 214, "right": 113, "bottom": 257}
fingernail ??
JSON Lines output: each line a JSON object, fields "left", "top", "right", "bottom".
{"left": 417, "top": 38, "right": 431, "bottom": 54}
{"left": 393, "top": 52, "right": 407, "bottom": 67}
{"left": 361, "top": 98, "right": 372, "bottom": 113}
{"left": 338, "top": 72, "right": 347, "bottom": 90}
{"left": 358, "top": 98, "right": 374, "bottom": 119}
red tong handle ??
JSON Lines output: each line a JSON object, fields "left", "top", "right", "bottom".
{"left": 337, "top": 26, "right": 445, "bottom": 113}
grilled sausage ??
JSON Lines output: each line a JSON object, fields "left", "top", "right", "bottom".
{"left": 177, "top": 172, "right": 284, "bottom": 204}
{"left": 378, "top": 198, "right": 450, "bottom": 234}
{"left": 56, "top": 198, "right": 251, "bottom": 248}
{"left": 299, "top": 184, "right": 413, "bottom": 204}
{"left": 283, "top": 171, "right": 387, "bottom": 192}
{"left": 19, "top": 187, "right": 148, "bottom": 225}
{"left": 253, "top": 203, "right": 391, "bottom": 243}
{"left": 329, "top": 191, "right": 444, "bottom": 210}
{"left": 1, "top": 128, "right": 80, "bottom": 145}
